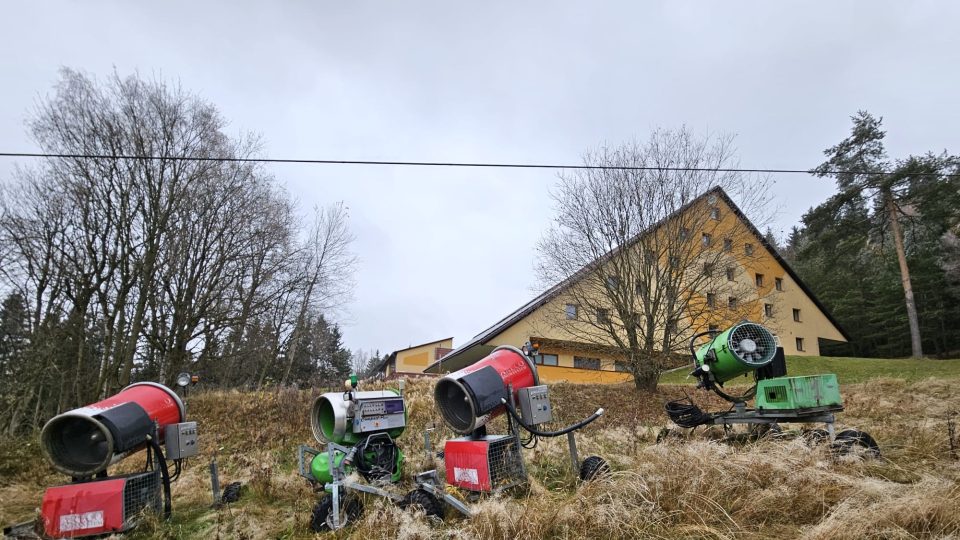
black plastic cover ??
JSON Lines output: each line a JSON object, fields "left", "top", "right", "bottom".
{"left": 96, "top": 402, "right": 153, "bottom": 453}
{"left": 756, "top": 347, "right": 787, "bottom": 381}
{"left": 459, "top": 365, "right": 509, "bottom": 416}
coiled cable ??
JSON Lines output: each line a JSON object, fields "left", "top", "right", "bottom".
{"left": 664, "top": 397, "right": 712, "bottom": 428}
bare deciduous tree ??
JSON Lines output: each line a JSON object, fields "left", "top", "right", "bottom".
{"left": 277, "top": 203, "right": 357, "bottom": 387}
{"left": 0, "top": 69, "right": 358, "bottom": 433}
{"left": 535, "top": 129, "right": 773, "bottom": 390}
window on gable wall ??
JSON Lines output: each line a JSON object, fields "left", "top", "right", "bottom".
{"left": 701, "top": 233, "right": 712, "bottom": 247}
{"left": 795, "top": 337, "right": 805, "bottom": 351}
{"left": 745, "top": 243, "right": 754, "bottom": 256}
{"left": 755, "top": 273, "right": 764, "bottom": 287}
{"left": 728, "top": 296, "right": 738, "bottom": 309}
{"left": 775, "top": 277, "right": 783, "bottom": 291}
{"left": 679, "top": 227, "right": 689, "bottom": 240}
{"left": 606, "top": 276, "right": 620, "bottom": 291}
{"left": 703, "top": 262, "right": 714, "bottom": 277}
{"left": 706, "top": 292, "right": 716, "bottom": 308}
{"left": 764, "top": 303, "right": 773, "bottom": 317}
{"left": 596, "top": 308, "right": 610, "bottom": 324}
{"left": 565, "top": 304, "right": 578, "bottom": 320}
{"left": 723, "top": 238, "right": 733, "bottom": 252}
{"left": 726, "top": 267, "right": 735, "bottom": 281}
{"left": 710, "top": 207, "right": 721, "bottom": 220}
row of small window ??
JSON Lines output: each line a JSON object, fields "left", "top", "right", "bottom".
{"left": 565, "top": 304, "right": 613, "bottom": 323}
{"left": 704, "top": 326, "right": 806, "bottom": 352}
{"left": 534, "top": 353, "right": 632, "bottom": 372}
{"left": 606, "top": 271, "right": 784, "bottom": 296}
{"left": 678, "top": 206, "right": 723, "bottom": 228}
{"left": 569, "top": 301, "right": 803, "bottom": 323}
{"left": 695, "top": 233, "right": 755, "bottom": 256}
{"left": 706, "top": 295, "right": 803, "bottom": 320}
{"left": 704, "top": 266, "right": 784, "bottom": 290}
{"left": 534, "top": 353, "right": 602, "bottom": 370}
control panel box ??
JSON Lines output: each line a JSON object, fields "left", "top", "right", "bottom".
{"left": 352, "top": 396, "right": 406, "bottom": 434}
{"left": 164, "top": 421, "right": 199, "bottom": 460}
{"left": 517, "top": 385, "right": 553, "bottom": 425}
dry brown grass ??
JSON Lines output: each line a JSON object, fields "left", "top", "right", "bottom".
{"left": 3, "top": 377, "right": 960, "bottom": 539}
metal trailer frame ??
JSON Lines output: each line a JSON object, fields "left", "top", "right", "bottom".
{"left": 702, "top": 401, "right": 844, "bottom": 439}
{"left": 682, "top": 329, "right": 847, "bottom": 440}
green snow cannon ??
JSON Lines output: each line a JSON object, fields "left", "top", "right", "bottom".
{"left": 694, "top": 322, "right": 777, "bottom": 386}
{"left": 311, "top": 389, "right": 407, "bottom": 445}
{"left": 306, "top": 388, "right": 407, "bottom": 484}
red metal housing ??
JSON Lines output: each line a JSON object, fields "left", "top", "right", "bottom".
{"left": 41, "top": 382, "right": 185, "bottom": 477}
{"left": 444, "top": 435, "right": 524, "bottom": 492}
{"left": 434, "top": 346, "right": 538, "bottom": 433}
{"left": 40, "top": 471, "right": 161, "bottom": 538}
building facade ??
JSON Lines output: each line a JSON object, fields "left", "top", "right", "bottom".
{"left": 425, "top": 187, "right": 847, "bottom": 384}
{"left": 373, "top": 337, "right": 454, "bottom": 379}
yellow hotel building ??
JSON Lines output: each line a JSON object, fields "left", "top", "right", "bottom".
{"left": 424, "top": 187, "right": 848, "bottom": 384}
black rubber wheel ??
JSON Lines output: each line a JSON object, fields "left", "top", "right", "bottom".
{"left": 400, "top": 488, "right": 444, "bottom": 520}
{"left": 579, "top": 455, "right": 611, "bottom": 481}
{"left": 310, "top": 492, "right": 364, "bottom": 532}
{"left": 832, "top": 429, "right": 881, "bottom": 457}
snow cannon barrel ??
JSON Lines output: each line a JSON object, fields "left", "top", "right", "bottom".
{"left": 695, "top": 322, "right": 777, "bottom": 384}
{"left": 40, "top": 382, "right": 185, "bottom": 477}
{"left": 311, "top": 390, "right": 406, "bottom": 446}
{"left": 434, "top": 345, "right": 540, "bottom": 434}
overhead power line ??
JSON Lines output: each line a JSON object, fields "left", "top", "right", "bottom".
{"left": 0, "top": 151, "right": 955, "bottom": 178}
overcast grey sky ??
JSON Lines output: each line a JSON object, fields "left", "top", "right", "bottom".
{"left": 1, "top": 2, "right": 957, "bottom": 355}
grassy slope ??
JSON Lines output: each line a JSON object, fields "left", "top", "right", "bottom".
{"left": 2, "top": 359, "right": 960, "bottom": 539}
{"left": 659, "top": 355, "right": 960, "bottom": 384}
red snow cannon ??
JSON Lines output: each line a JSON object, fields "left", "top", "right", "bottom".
{"left": 434, "top": 345, "right": 539, "bottom": 434}
{"left": 41, "top": 382, "right": 186, "bottom": 477}
{"left": 35, "top": 381, "right": 198, "bottom": 538}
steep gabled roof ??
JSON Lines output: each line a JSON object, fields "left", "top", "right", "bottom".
{"left": 424, "top": 186, "right": 848, "bottom": 373}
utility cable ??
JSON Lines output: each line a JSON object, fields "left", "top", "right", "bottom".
{"left": 0, "top": 151, "right": 956, "bottom": 178}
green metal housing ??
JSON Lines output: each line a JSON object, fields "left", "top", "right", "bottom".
{"left": 695, "top": 322, "right": 777, "bottom": 384}
{"left": 310, "top": 449, "right": 346, "bottom": 484}
{"left": 309, "top": 447, "right": 405, "bottom": 484}
{"left": 755, "top": 374, "right": 843, "bottom": 410}
{"left": 313, "top": 389, "right": 407, "bottom": 445}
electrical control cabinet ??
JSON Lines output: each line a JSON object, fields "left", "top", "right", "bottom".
{"left": 352, "top": 396, "right": 406, "bottom": 434}
{"left": 164, "top": 421, "right": 199, "bottom": 460}
{"left": 517, "top": 385, "right": 553, "bottom": 425}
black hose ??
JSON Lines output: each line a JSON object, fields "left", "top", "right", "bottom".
{"left": 146, "top": 438, "right": 172, "bottom": 518}
{"left": 689, "top": 329, "right": 722, "bottom": 365}
{"left": 500, "top": 398, "right": 604, "bottom": 437}
{"left": 713, "top": 384, "right": 758, "bottom": 404}
{"left": 664, "top": 397, "right": 712, "bottom": 428}
{"left": 169, "top": 460, "right": 182, "bottom": 482}
{"left": 353, "top": 433, "right": 399, "bottom": 482}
